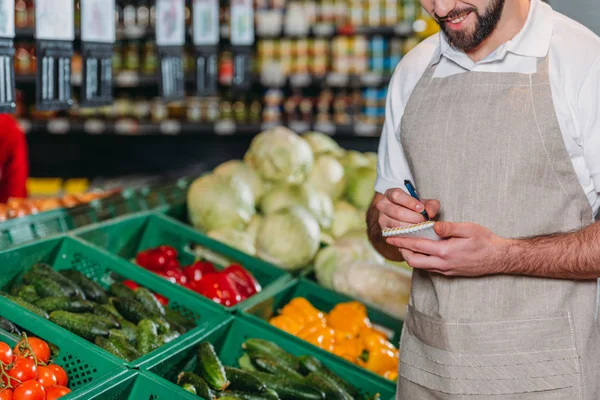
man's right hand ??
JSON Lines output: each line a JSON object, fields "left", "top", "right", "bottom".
{"left": 375, "top": 188, "right": 441, "bottom": 229}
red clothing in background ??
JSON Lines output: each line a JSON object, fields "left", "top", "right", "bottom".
{"left": 0, "top": 115, "right": 28, "bottom": 202}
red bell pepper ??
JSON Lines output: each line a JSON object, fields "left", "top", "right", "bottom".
{"left": 194, "top": 273, "right": 243, "bottom": 307}
{"left": 223, "top": 264, "right": 261, "bottom": 298}
{"left": 157, "top": 261, "right": 188, "bottom": 285}
{"left": 136, "top": 245, "right": 177, "bottom": 271}
{"left": 183, "top": 261, "right": 217, "bottom": 283}
{"left": 122, "top": 280, "right": 140, "bottom": 290}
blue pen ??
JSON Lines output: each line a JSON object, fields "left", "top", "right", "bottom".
{"left": 404, "top": 179, "right": 430, "bottom": 221}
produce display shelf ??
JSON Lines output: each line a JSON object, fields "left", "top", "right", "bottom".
{"left": 140, "top": 316, "right": 396, "bottom": 399}
{"left": 241, "top": 278, "right": 401, "bottom": 388}
{"left": 0, "top": 208, "right": 71, "bottom": 250}
{"left": 0, "top": 235, "right": 230, "bottom": 368}
{"left": 63, "top": 370, "right": 200, "bottom": 400}
{"left": 74, "top": 212, "right": 293, "bottom": 312}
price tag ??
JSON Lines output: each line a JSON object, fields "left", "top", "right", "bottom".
{"left": 214, "top": 120, "right": 236, "bottom": 135}
{"left": 290, "top": 73, "right": 311, "bottom": 88}
{"left": 114, "top": 119, "right": 139, "bottom": 135}
{"left": 395, "top": 21, "right": 413, "bottom": 36}
{"left": 115, "top": 72, "right": 139, "bottom": 87}
{"left": 160, "top": 119, "right": 181, "bottom": 135}
{"left": 83, "top": 118, "right": 106, "bottom": 134}
{"left": 156, "top": 0, "right": 185, "bottom": 46}
{"left": 354, "top": 123, "right": 379, "bottom": 136}
{"left": 230, "top": 0, "right": 254, "bottom": 46}
{"left": 47, "top": 118, "right": 70, "bottom": 134}
{"left": 35, "top": 0, "right": 74, "bottom": 41}
{"left": 361, "top": 72, "right": 382, "bottom": 87}
{"left": 193, "top": 0, "right": 219, "bottom": 45}
{"left": 0, "top": 0, "right": 15, "bottom": 39}
{"left": 288, "top": 121, "right": 310, "bottom": 133}
{"left": 327, "top": 73, "right": 349, "bottom": 87}
{"left": 313, "top": 122, "right": 336, "bottom": 135}
{"left": 312, "top": 23, "right": 335, "bottom": 37}
{"left": 81, "top": 0, "right": 115, "bottom": 43}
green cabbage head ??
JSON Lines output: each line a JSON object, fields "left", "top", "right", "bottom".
{"left": 302, "top": 131, "right": 344, "bottom": 157}
{"left": 307, "top": 155, "right": 346, "bottom": 200}
{"left": 345, "top": 167, "right": 377, "bottom": 210}
{"left": 329, "top": 201, "right": 366, "bottom": 238}
{"left": 213, "top": 160, "right": 264, "bottom": 202}
{"left": 207, "top": 228, "right": 257, "bottom": 256}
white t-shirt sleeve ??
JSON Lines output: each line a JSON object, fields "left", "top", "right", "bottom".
{"left": 374, "top": 36, "right": 439, "bottom": 195}
{"left": 579, "top": 56, "right": 600, "bottom": 193}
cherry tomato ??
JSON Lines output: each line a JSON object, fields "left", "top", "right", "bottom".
{"left": 0, "top": 342, "right": 13, "bottom": 364}
{"left": 8, "top": 357, "right": 37, "bottom": 382}
{"left": 14, "top": 338, "right": 50, "bottom": 365}
{"left": 122, "top": 280, "right": 140, "bottom": 291}
{"left": 44, "top": 386, "right": 70, "bottom": 400}
{"left": 0, "top": 388, "right": 13, "bottom": 400}
{"left": 46, "top": 366, "right": 67, "bottom": 387}
{"left": 12, "top": 380, "right": 44, "bottom": 400}
{"left": 35, "top": 366, "right": 57, "bottom": 388}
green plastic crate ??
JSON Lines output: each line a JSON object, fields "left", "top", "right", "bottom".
{"left": 74, "top": 213, "right": 292, "bottom": 312}
{"left": 0, "top": 235, "right": 230, "bottom": 368}
{"left": 0, "top": 311, "right": 125, "bottom": 398}
{"left": 66, "top": 370, "right": 200, "bottom": 400}
{"left": 141, "top": 316, "right": 395, "bottom": 399}
{"left": 0, "top": 208, "right": 71, "bottom": 250}
{"left": 138, "top": 178, "right": 189, "bottom": 211}
{"left": 241, "top": 278, "right": 401, "bottom": 388}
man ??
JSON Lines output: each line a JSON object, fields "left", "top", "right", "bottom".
{"left": 367, "top": 0, "right": 600, "bottom": 398}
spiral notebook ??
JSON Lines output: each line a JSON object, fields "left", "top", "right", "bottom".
{"left": 382, "top": 221, "right": 441, "bottom": 241}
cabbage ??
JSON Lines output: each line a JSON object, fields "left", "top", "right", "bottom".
{"left": 339, "top": 150, "right": 371, "bottom": 175}
{"left": 345, "top": 167, "right": 377, "bottom": 210}
{"left": 256, "top": 206, "right": 321, "bottom": 271}
{"left": 260, "top": 184, "right": 334, "bottom": 230}
{"left": 213, "top": 160, "right": 265, "bottom": 202}
{"left": 307, "top": 155, "right": 346, "bottom": 200}
{"left": 187, "top": 173, "right": 255, "bottom": 232}
{"left": 207, "top": 228, "right": 256, "bottom": 256}
{"left": 247, "top": 214, "right": 262, "bottom": 240}
{"left": 302, "top": 131, "right": 344, "bottom": 157}
{"left": 244, "top": 126, "right": 314, "bottom": 184}
{"left": 330, "top": 201, "right": 365, "bottom": 238}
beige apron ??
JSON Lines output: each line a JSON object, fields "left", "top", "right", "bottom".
{"left": 396, "top": 55, "right": 600, "bottom": 399}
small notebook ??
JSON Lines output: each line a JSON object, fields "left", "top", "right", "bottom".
{"left": 382, "top": 221, "right": 441, "bottom": 241}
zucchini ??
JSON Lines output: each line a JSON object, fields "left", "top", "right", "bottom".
{"left": 60, "top": 270, "right": 108, "bottom": 303}
{"left": 243, "top": 339, "right": 299, "bottom": 370}
{"left": 254, "top": 358, "right": 306, "bottom": 383}
{"left": 177, "top": 372, "right": 215, "bottom": 400}
{"left": 49, "top": 311, "right": 109, "bottom": 341}
{"left": 306, "top": 372, "right": 353, "bottom": 400}
{"left": 251, "top": 372, "right": 324, "bottom": 400}
{"left": 197, "top": 342, "right": 229, "bottom": 391}
{"left": 299, "top": 356, "right": 357, "bottom": 397}
{"left": 224, "top": 366, "right": 267, "bottom": 393}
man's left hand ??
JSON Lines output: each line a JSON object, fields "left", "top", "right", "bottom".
{"left": 385, "top": 221, "right": 511, "bottom": 276}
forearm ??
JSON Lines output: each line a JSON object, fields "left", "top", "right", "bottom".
{"left": 367, "top": 198, "right": 405, "bottom": 262}
{"left": 503, "top": 221, "right": 600, "bottom": 279}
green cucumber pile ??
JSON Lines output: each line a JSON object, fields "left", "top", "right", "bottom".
{"left": 177, "top": 339, "right": 381, "bottom": 400}
{"left": 1, "top": 263, "right": 196, "bottom": 362}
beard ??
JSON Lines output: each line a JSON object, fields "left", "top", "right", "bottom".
{"left": 436, "top": 0, "right": 506, "bottom": 51}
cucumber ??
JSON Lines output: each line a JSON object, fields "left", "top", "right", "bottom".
{"left": 32, "top": 278, "right": 72, "bottom": 298}
{"left": 117, "top": 319, "right": 138, "bottom": 343}
{"left": 182, "top": 383, "right": 196, "bottom": 394}
{"left": 111, "top": 297, "right": 152, "bottom": 323}
{"left": 243, "top": 339, "right": 299, "bottom": 370}
{"left": 60, "top": 270, "right": 108, "bottom": 304}
{"left": 251, "top": 372, "right": 324, "bottom": 400}
{"left": 95, "top": 304, "right": 123, "bottom": 319}
{"left": 224, "top": 367, "right": 267, "bottom": 393}
{"left": 2, "top": 294, "right": 49, "bottom": 319}
{"left": 34, "top": 297, "right": 96, "bottom": 313}
{"left": 10, "top": 284, "right": 24, "bottom": 296}
{"left": 109, "top": 329, "right": 133, "bottom": 343}
{"left": 306, "top": 372, "right": 353, "bottom": 400}
{"left": 50, "top": 311, "right": 109, "bottom": 341}
{"left": 238, "top": 353, "right": 257, "bottom": 372}
{"left": 254, "top": 358, "right": 306, "bottom": 383}
{"left": 161, "top": 330, "right": 181, "bottom": 344}
{"left": 217, "top": 391, "right": 279, "bottom": 400}
{"left": 32, "top": 264, "right": 85, "bottom": 298}
{"left": 109, "top": 282, "right": 137, "bottom": 299}
{"left": 134, "top": 287, "right": 166, "bottom": 317}
{"left": 95, "top": 336, "right": 127, "bottom": 360}
{"left": 220, "top": 397, "right": 243, "bottom": 400}
{"left": 299, "top": 355, "right": 357, "bottom": 397}
{"left": 197, "top": 342, "right": 229, "bottom": 391}
{"left": 165, "top": 307, "right": 195, "bottom": 332}
{"left": 108, "top": 335, "right": 141, "bottom": 362}
{"left": 82, "top": 313, "right": 120, "bottom": 329}
{"left": 137, "top": 319, "right": 162, "bottom": 355}
{"left": 16, "top": 285, "right": 40, "bottom": 303}
{"left": 177, "top": 372, "right": 215, "bottom": 400}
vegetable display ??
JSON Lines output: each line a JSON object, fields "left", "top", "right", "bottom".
{"left": 175, "top": 339, "right": 381, "bottom": 400}
{"left": 134, "top": 245, "right": 262, "bottom": 307}
{"left": 0, "top": 334, "right": 70, "bottom": 400}
{"left": 269, "top": 298, "right": 398, "bottom": 380}
{"left": 1, "top": 264, "right": 196, "bottom": 362}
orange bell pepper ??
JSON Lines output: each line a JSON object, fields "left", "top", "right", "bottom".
{"left": 297, "top": 322, "right": 335, "bottom": 352}
{"left": 279, "top": 297, "right": 325, "bottom": 325}
{"left": 332, "top": 337, "right": 363, "bottom": 362}
{"left": 269, "top": 314, "right": 304, "bottom": 335}
{"left": 327, "top": 301, "right": 372, "bottom": 336}
{"left": 360, "top": 331, "right": 399, "bottom": 376}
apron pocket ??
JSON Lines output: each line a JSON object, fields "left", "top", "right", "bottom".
{"left": 398, "top": 306, "right": 582, "bottom": 397}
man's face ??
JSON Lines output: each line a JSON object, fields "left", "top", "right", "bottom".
{"left": 420, "top": 0, "right": 506, "bottom": 51}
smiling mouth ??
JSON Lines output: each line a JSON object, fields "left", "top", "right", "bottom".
{"left": 448, "top": 12, "right": 470, "bottom": 24}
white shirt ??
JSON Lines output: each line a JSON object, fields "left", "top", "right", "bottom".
{"left": 375, "top": 0, "right": 600, "bottom": 215}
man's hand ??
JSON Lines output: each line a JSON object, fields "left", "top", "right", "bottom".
{"left": 386, "top": 221, "right": 511, "bottom": 276}
{"left": 376, "top": 188, "right": 440, "bottom": 229}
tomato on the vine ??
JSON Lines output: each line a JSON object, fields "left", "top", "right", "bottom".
{"left": 7, "top": 357, "right": 37, "bottom": 382}
{"left": 0, "top": 343, "right": 12, "bottom": 365}
{"left": 13, "top": 338, "right": 50, "bottom": 365}
{"left": 35, "top": 366, "right": 56, "bottom": 388}
{"left": 45, "top": 366, "right": 67, "bottom": 387}
{"left": 0, "top": 388, "right": 13, "bottom": 400}
{"left": 12, "top": 380, "right": 44, "bottom": 400}
{"left": 44, "top": 386, "right": 70, "bottom": 400}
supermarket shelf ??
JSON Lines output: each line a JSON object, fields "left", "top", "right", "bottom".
{"left": 257, "top": 22, "right": 414, "bottom": 38}
{"left": 19, "top": 118, "right": 382, "bottom": 137}
{"left": 15, "top": 26, "right": 154, "bottom": 40}
{"left": 16, "top": 73, "right": 196, "bottom": 88}
{"left": 262, "top": 72, "right": 394, "bottom": 88}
